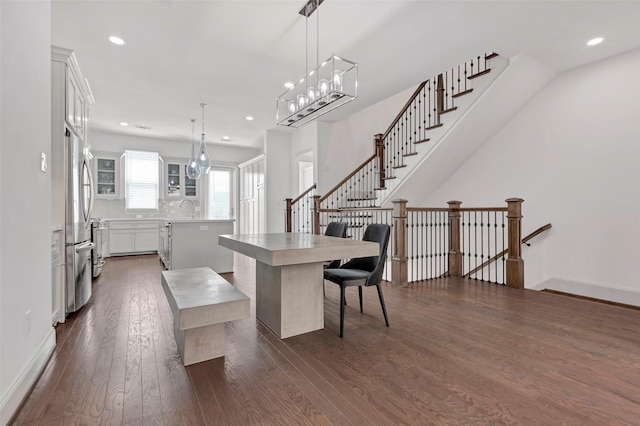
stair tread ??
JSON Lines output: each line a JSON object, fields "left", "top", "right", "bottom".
{"left": 468, "top": 68, "right": 491, "bottom": 80}
{"left": 441, "top": 106, "right": 458, "bottom": 114}
{"left": 383, "top": 176, "right": 397, "bottom": 180}
{"left": 402, "top": 152, "right": 418, "bottom": 157}
{"left": 485, "top": 52, "right": 499, "bottom": 60}
{"left": 452, "top": 88, "right": 473, "bottom": 99}
{"left": 414, "top": 138, "right": 431, "bottom": 144}
{"left": 426, "top": 123, "right": 443, "bottom": 130}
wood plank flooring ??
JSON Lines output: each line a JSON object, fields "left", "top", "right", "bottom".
{"left": 11, "top": 254, "right": 640, "bottom": 425}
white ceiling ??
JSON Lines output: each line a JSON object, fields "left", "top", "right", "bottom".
{"left": 51, "top": 0, "right": 640, "bottom": 150}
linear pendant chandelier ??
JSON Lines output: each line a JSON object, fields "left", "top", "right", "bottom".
{"left": 276, "top": 0, "right": 357, "bottom": 128}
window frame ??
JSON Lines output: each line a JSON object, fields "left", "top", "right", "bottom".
{"left": 124, "top": 149, "right": 160, "bottom": 211}
{"left": 205, "top": 165, "right": 235, "bottom": 220}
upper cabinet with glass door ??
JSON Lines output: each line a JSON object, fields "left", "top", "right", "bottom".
{"left": 164, "top": 159, "right": 198, "bottom": 199}
{"left": 94, "top": 153, "right": 120, "bottom": 199}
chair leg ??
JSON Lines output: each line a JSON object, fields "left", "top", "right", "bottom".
{"left": 376, "top": 284, "right": 389, "bottom": 327}
{"left": 358, "top": 286, "right": 363, "bottom": 313}
{"left": 339, "top": 286, "right": 346, "bottom": 338}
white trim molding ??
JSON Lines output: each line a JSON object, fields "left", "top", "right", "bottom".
{"left": 530, "top": 277, "right": 640, "bottom": 308}
{"left": 0, "top": 329, "right": 55, "bottom": 426}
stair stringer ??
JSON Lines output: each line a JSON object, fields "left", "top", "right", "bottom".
{"left": 377, "top": 55, "right": 555, "bottom": 207}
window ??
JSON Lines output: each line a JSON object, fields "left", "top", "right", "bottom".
{"left": 124, "top": 150, "right": 159, "bottom": 210}
{"left": 207, "top": 167, "right": 232, "bottom": 219}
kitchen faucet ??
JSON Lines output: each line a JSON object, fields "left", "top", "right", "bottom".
{"left": 179, "top": 199, "right": 196, "bottom": 219}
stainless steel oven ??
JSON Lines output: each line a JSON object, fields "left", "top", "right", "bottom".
{"left": 91, "top": 219, "right": 107, "bottom": 278}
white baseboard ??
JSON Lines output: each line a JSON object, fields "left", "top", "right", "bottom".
{"left": 0, "top": 328, "right": 56, "bottom": 426}
{"left": 530, "top": 277, "right": 640, "bottom": 307}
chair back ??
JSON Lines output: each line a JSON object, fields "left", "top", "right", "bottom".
{"left": 324, "top": 222, "right": 348, "bottom": 268}
{"left": 341, "top": 223, "right": 390, "bottom": 286}
{"left": 325, "top": 221, "right": 347, "bottom": 238}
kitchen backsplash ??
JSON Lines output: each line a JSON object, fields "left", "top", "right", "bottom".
{"left": 93, "top": 199, "right": 202, "bottom": 220}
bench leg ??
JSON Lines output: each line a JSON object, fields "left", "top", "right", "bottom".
{"left": 175, "top": 322, "right": 225, "bottom": 366}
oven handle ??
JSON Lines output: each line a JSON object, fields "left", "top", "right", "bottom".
{"left": 76, "top": 241, "right": 95, "bottom": 253}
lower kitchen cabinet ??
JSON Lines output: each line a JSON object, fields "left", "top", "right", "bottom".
{"left": 108, "top": 220, "right": 158, "bottom": 255}
{"left": 163, "top": 220, "right": 234, "bottom": 273}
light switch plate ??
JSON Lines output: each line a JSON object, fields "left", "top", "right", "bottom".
{"left": 40, "top": 153, "right": 47, "bottom": 173}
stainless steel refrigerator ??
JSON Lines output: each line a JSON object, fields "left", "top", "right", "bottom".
{"left": 65, "top": 127, "right": 95, "bottom": 315}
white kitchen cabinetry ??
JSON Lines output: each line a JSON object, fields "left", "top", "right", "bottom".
{"left": 163, "top": 220, "right": 234, "bottom": 273}
{"left": 51, "top": 46, "right": 94, "bottom": 228}
{"left": 239, "top": 155, "right": 265, "bottom": 234}
{"left": 108, "top": 221, "right": 159, "bottom": 255}
{"left": 94, "top": 152, "right": 121, "bottom": 199}
{"left": 51, "top": 228, "right": 65, "bottom": 325}
{"left": 164, "top": 159, "right": 199, "bottom": 199}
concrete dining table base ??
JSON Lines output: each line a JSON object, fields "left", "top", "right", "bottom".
{"left": 255, "top": 261, "right": 324, "bottom": 339}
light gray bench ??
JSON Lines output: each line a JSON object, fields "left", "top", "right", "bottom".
{"left": 161, "top": 267, "right": 249, "bottom": 366}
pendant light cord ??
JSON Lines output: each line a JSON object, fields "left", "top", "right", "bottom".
{"left": 201, "top": 103, "right": 206, "bottom": 135}
{"left": 316, "top": 0, "right": 319, "bottom": 87}
{"left": 305, "top": 7, "right": 308, "bottom": 90}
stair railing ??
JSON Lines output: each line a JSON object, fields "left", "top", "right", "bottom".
{"left": 284, "top": 183, "right": 316, "bottom": 233}
{"left": 380, "top": 53, "right": 497, "bottom": 184}
{"left": 318, "top": 153, "right": 379, "bottom": 212}
{"left": 394, "top": 198, "right": 531, "bottom": 288}
{"left": 314, "top": 53, "right": 498, "bottom": 211}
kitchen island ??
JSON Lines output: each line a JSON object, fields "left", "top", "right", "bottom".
{"left": 160, "top": 219, "right": 234, "bottom": 273}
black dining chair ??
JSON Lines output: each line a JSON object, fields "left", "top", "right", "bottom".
{"left": 323, "top": 221, "right": 348, "bottom": 269}
{"left": 323, "top": 223, "right": 390, "bottom": 338}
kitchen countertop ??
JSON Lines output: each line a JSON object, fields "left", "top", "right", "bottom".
{"left": 102, "top": 217, "right": 234, "bottom": 223}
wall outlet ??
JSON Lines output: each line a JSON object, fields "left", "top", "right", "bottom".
{"left": 199, "top": 225, "right": 208, "bottom": 231}
{"left": 40, "top": 153, "right": 47, "bottom": 173}
{"left": 24, "top": 310, "right": 31, "bottom": 335}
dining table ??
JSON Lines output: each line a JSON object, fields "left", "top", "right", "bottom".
{"left": 218, "top": 232, "right": 379, "bottom": 338}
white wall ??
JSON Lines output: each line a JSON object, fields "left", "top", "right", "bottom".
{"left": 290, "top": 121, "right": 319, "bottom": 196}
{"left": 0, "top": 2, "right": 55, "bottom": 424}
{"left": 420, "top": 48, "right": 640, "bottom": 295}
{"left": 264, "top": 130, "right": 291, "bottom": 232}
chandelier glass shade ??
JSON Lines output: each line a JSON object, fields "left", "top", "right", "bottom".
{"left": 186, "top": 118, "right": 201, "bottom": 179}
{"left": 276, "top": 0, "right": 357, "bottom": 128}
{"left": 197, "top": 103, "right": 211, "bottom": 174}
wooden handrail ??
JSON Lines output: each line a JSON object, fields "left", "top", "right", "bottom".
{"left": 522, "top": 223, "right": 552, "bottom": 245}
{"left": 463, "top": 223, "right": 552, "bottom": 279}
{"left": 381, "top": 81, "right": 428, "bottom": 140}
{"left": 319, "top": 207, "right": 393, "bottom": 213}
{"left": 291, "top": 183, "right": 317, "bottom": 205}
{"left": 319, "top": 153, "right": 377, "bottom": 203}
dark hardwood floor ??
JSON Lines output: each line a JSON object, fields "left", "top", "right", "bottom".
{"left": 11, "top": 254, "right": 640, "bottom": 425}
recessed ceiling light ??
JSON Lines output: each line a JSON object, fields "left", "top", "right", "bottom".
{"left": 587, "top": 37, "right": 604, "bottom": 46}
{"left": 246, "top": 116, "right": 254, "bottom": 121}
{"left": 284, "top": 82, "right": 294, "bottom": 89}
{"left": 109, "top": 36, "right": 125, "bottom": 45}
{"left": 222, "top": 136, "right": 230, "bottom": 141}
{"left": 120, "top": 122, "right": 129, "bottom": 126}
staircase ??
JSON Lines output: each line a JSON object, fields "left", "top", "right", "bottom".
{"left": 376, "top": 54, "right": 553, "bottom": 206}
{"left": 319, "top": 53, "right": 512, "bottom": 212}
{"left": 287, "top": 53, "right": 555, "bottom": 234}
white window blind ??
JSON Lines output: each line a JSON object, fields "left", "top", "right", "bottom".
{"left": 125, "top": 150, "right": 159, "bottom": 210}
{"left": 207, "top": 168, "right": 232, "bottom": 219}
